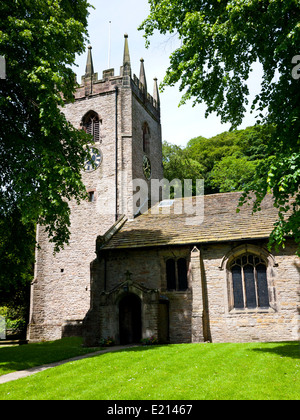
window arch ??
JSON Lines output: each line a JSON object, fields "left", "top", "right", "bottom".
{"left": 82, "top": 111, "right": 100, "bottom": 143}
{"left": 166, "top": 257, "right": 188, "bottom": 291}
{"left": 142, "top": 122, "right": 150, "bottom": 154}
{"left": 229, "top": 253, "right": 270, "bottom": 310}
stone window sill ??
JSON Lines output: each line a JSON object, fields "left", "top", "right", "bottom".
{"left": 228, "top": 306, "right": 276, "bottom": 315}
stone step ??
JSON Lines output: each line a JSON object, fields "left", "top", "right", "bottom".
{"left": 0, "top": 339, "right": 28, "bottom": 346}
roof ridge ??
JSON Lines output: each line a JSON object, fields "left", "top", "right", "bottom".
{"left": 96, "top": 215, "right": 127, "bottom": 252}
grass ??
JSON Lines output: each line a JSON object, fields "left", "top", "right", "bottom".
{"left": 0, "top": 340, "right": 299, "bottom": 400}
{"left": 0, "top": 337, "right": 102, "bottom": 376}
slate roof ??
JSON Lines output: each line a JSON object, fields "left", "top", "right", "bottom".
{"left": 102, "top": 192, "right": 279, "bottom": 250}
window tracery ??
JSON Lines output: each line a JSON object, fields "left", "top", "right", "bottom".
{"left": 229, "top": 253, "right": 269, "bottom": 310}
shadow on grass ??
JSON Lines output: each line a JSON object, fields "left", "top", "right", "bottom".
{"left": 0, "top": 337, "right": 102, "bottom": 375}
{"left": 0, "top": 341, "right": 173, "bottom": 377}
{"left": 250, "top": 342, "right": 300, "bottom": 360}
{"left": 0, "top": 339, "right": 166, "bottom": 376}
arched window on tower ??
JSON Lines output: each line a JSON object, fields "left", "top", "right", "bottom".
{"left": 142, "top": 122, "right": 150, "bottom": 154}
{"left": 82, "top": 111, "right": 100, "bottom": 143}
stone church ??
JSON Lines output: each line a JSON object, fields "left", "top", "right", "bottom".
{"left": 27, "top": 35, "right": 300, "bottom": 346}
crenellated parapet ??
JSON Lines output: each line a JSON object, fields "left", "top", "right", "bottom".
{"left": 73, "top": 35, "right": 160, "bottom": 120}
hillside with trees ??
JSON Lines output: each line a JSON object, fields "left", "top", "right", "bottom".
{"left": 163, "top": 125, "right": 271, "bottom": 195}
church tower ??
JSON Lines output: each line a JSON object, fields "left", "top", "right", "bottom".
{"left": 28, "top": 35, "right": 163, "bottom": 342}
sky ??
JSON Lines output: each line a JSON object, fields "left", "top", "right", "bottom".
{"left": 72, "top": 0, "right": 262, "bottom": 147}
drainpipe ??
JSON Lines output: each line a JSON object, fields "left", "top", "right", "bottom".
{"left": 115, "top": 86, "right": 118, "bottom": 222}
{"left": 104, "top": 255, "right": 107, "bottom": 292}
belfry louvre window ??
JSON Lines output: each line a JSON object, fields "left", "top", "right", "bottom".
{"left": 142, "top": 122, "right": 150, "bottom": 154}
{"left": 230, "top": 254, "right": 269, "bottom": 310}
{"left": 82, "top": 111, "right": 100, "bottom": 143}
{"left": 166, "top": 258, "right": 188, "bottom": 291}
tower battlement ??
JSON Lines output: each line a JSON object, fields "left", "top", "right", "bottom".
{"left": 73, "top": 35, "right": 160, "bottom": 121}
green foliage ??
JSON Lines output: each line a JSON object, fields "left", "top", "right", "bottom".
{"left": 140, "top": 336, "right": 158, "bottom": 345}
{"left": 99, "top": 337, "right": 115, "bottom": 347}
{"left": 239, "top": 152, "right": 300, "bottom": 253}
{"left": 186, "top": 125, "right": 270, "bottom": 194}
{"left": 0, "top": 307, "right": 26, "bottom": 334}
{"left": 163, "top": 125, "right": 270, "bottom": 195}
{"left": 210, "top": 155, "right": 259, "bottom": 193}
{"left": 162, "top": 141, "right": 204, "bottom": 195}
{"left": 141, "top": 0, "right": 300, "bottom": 254}
{"left": 0, "top": 208, "right": 35, "bottom": 308}
{"left": 0, "top": 0, "right": 92, "bottom": 252}
{"left": 141, "top": 0, "right": 299, "bottom": 126}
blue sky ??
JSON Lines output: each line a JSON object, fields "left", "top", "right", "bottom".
{"left": 73, "top": 0, "right": 262, "bottom": 146}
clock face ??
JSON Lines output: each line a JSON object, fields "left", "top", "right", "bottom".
{"left": 143, "top": 155, "right": 151, "bottom": 180}
{"left": 84, "top": 147, "right": 102, "bottom": 172}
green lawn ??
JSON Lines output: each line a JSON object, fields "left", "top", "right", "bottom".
{"left": 0, "top": 337, "right": 102, "bottom": 376}
{"left": 0, "top": 340, "right": 299, "bottom": 400}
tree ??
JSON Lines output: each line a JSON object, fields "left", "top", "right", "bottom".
{"left": 186, "top": 125, "right": 270, "bottom": 194}
{"left": 0, "top": 0, "right": 92, "bottom": 253}
{"left": 210, "top": 154, "right": 259, "bottom": 193}
{"left": 162, "top": 140, "right": 204, "bottom": 195}
{"left": 140, "top": 0, "right": 300, "bottom": 254}
{"left": 0, "top": 208, "right": 35, "bottom": 331}
{"left": 162, "top": 126, "right": 268, "bottom": 195}
{"left": 0, "top": 207, "right": 35, "bottom": 299}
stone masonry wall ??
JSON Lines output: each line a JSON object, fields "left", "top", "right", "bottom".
{"left": 92, "top": 240, "right": 299, "bottom": 345}
{"left": 201, "top": 239, "right": 299, "bottom": 343}
{"left": 28, "top": 83, "right": 121, "bottom": 341}
{"left": 95, "top": 246, "right": 194, "bottom": 344}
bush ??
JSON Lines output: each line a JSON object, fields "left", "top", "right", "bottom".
{"left": 0, "top": 306, "right": 26, "bottom": 336}
{"left": 140, "top": 336, "right": 158, "bottom": 346}
{"left": 99, "top": 337, "right": 115, "bottom": 347}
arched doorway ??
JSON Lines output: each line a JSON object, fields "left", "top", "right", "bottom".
{"left": 119, "top": 294, "right": 142, "bottom": 344}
